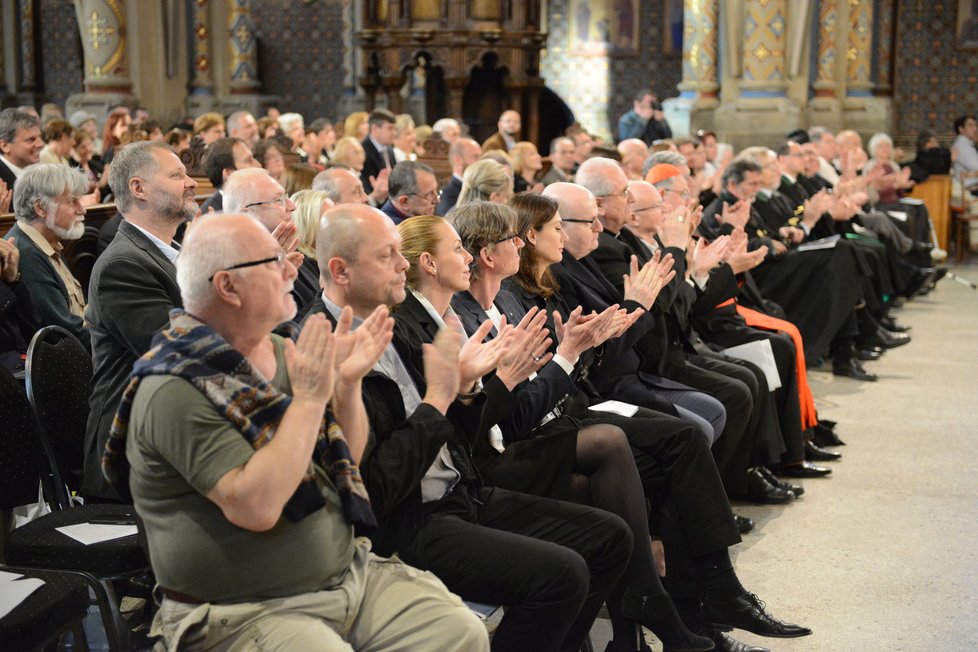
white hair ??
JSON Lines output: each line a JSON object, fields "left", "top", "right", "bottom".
{"left": 432, "top": 118, "right": 460, "bottom": 134}
{"left": 222, "top": 168, "right": 271, "bottom": 213}
{"left": 176, "top": 214, "right": 264, "bottom": 312}
{"left": 574, "top": 157, "right": 621, "bottom": 196}
{"left": 867, "top": 132, "right": 894, "bottom": 159}
{"left": 13, "top": 164, "right": 89, "bottom": 226}
{"left": 278, "top": 112, "right": 304, "bottom": 134}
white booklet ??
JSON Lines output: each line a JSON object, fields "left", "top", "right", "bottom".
{"left": 721, "top": 340, "right": 782, "bottom": 391}
{"left": 587, "top": 400, "right": 640, "bottom": 418}
{"left": 56, "top": 522, "right": 139, "bottom": 545}
{"left": 0, "top": 576, "right": 46, "bottom": 619}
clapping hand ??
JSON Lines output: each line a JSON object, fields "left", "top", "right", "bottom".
{"left": 286, "top": 313, "right": 337, "bottom": 406}
{"left": 0, "top": 237, "right": 21, "bottom": 283}
{"left": 458, "top": 317, "right": 506, "bottom": 390}
{"left": 0, "top": 181, "right": 11, "bottom": 213}
{"left": 422, "top": 320, "right": 464, "bottom": 414}
{"left": 333, "top": 305, "right": 394, "bottom": 384}
{"left": 692, "top": 235, "right": 731, "bottom": 279}
{"left": 495, "top": 308, "right": 554, "bottom": 389}
{"left": 723, "top": 228, "right": 768, "bottom": 273}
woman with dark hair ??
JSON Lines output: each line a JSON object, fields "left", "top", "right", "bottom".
{"left": 101, "top": 107, "right": 132, "bottom": 163}
{"left": 252, "top": 139, "right": 286, "bottom": 182}
{"left": 394, "top": 207, "right": 717, "bottom": 652}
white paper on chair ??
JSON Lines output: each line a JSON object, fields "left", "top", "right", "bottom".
{"left": 55, "top": 522, "right": 139, "bottom": 545}
{"left": 0, "top": 577, "right": 46, "bottom": 619}
{"left": 886, "top": 210, "right": 908, "bottom": 222}
{"left": 721, "top": 340, "right": 782, "bottom": 391}
{"left": 796, "top": 234, "right": 841, "bottom": 252}
{"left": 587, "top": 400, "right": 640, "bottom": 418}
{"left": 0, "top": 570, "right": 24, "bottom": 589}
{"left": 899, "top": 197, "right": 924, "bottom": 206}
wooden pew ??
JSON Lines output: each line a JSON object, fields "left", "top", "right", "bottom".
{"left": 418, "top": 135, "right": 453, "bottom": 189}
{"left": 907, "top": 174, "right": 951, "bottom": 251}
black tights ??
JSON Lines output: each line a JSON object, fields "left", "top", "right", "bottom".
{"left": 567, "top": 424, "right": 663, "bottom": 644}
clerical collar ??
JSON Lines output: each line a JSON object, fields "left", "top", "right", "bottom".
{"left": 782, "top": 173, "right": 797, "bottom": 185}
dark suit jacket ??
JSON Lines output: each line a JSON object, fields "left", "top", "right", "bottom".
{"left": 361, "top": 138, "right": 393, "bottom": 194}
{"left": 6, "top": 224, "right": 90, "bottom": 350}
{"left": 306, "top": 296, "right": 488, "bottom": 557}
{"left": 200, "top": 189, "right": 223, "bottom": 213}
{"left": 83, "top": 220, "right": 183, "bottom": 499}
{"left": 0, "top": 158, "right": 17, "bottom": 190}
{"left": 0, "top": 278, "right": 39, "bottom": 365}
{"left": 436, "top": 176, "right": 463, "bottom": 217}
{"left": 380, "top": 200, "right": 411, "bottom": 225}
{"left": 97, "top": 213, "right": 124, "bottom": 255}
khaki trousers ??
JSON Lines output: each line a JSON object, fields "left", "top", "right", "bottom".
{"left": 152, "top": 538, "right": 488, "bottom": 651}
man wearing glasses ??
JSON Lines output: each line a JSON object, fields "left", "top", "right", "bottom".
{"left": 380, "top": 161, "right": 440, "bottom": 225}
{"left": 84, "top": 141, "right": 197, "bottom": 502}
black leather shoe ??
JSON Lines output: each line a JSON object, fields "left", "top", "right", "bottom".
{"left": 805, "top": 441, "right": 842, "bottom": 462}
{"left": 734, "top": 514, "right": 754, "bottom": 534}
{"left": 877, "top": 327, "right": 911, "bottom": 349}
{"left": 879, "top": 316, "right": 911, "bottom": 333}
{"left": 734, "top": 468, "right": 795, "bottom": 504}
{"left": 813, "top": 422, "right": 845, "bottom": 447}
{"left": 856, "top": 347, "right": 883, "bottom": 361}
{"left": 702, "top": 592, "right": 812, "bottom": 638}
{"left": 776, "top": 461, "right": 832, "bottom": 478}
{"left": 756, "top": 466, "right": 804, "bottom": 497}
{"left": 833, "top": 358, "right": 878, "bottom": 381}
{"left": 710, "top": 629, "right": 770, "bottom": 652}
{"left": 620, "top": 591, "right": 715, "bottom": 652}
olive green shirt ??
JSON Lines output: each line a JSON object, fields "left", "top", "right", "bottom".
{"left": 126, "top": 334, "right": 355, "bottom": 603}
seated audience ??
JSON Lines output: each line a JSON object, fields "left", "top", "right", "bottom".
{"left": 39, "top": 119, "right": 75, "bottom": 165}
{"left": 8, "top": 164, "right": 90, "bottom": 349}
{"left": 308, "top": 202, "right": 632, "bottom": 652}
{"left": 312, "top": 166, "right": 370, "bottom": 204}
{"left": 541, "top": 137, "right": 577, "bottom": 186}
{"left": 0, "top": 108, "right": 44, "bottom": 191}
{"left": 69, "top": 129, "right": 109, "bottom": 200}
{"left": 509, "top": 141, "right": 545, "bottom": 193}
{"left": 617, "top": 138, "right": 650, "bottom": 181}
{"left": 482, "top": 110, "right": 522, "bottom": 152}
{"left": 104, "top": 212, "right": 488, "bottom": 651}
{"left": 200, "top": 137, "right": 261, "bottom": 212}
{"left": 252, "top": 138, "right": 286, "bottom": 182}
{"left": 193, "top": 112, "right": 226, "bottom": 145}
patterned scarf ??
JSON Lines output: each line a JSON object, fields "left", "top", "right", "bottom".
{"left": 102, "top": 310, "right": 377, "bottom": 531}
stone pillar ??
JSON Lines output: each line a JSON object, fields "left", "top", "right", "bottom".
{"left": 807, "top": 0, "right": 843, "bottom": 130}
{"left": 664, "top": 0, "right": 720, "bottom": 137}
{"left": 714, "top": 0, "right": 800, "bottom": 149}
{"left": 187, "top": 0, "right": 215, "bottom": 114}
{"left": 15, "top": 0, "right": 40, "bottom": 106}
{"left": 0, "top": 3, "right": 6, "bottom": 100}
{"left": 337, "top": 0, "right": 365, "bottom": 119}
{"left": 66, "top": 0, "right": 136, "bottom": 124}
{"left": 841, "top": 0, "right": 892, "bottom": 140}
{"left": 221, "top": 0, "right": 262, "bottom": 116}
{"left": 873, "top": 0, "right": 895, "bottom": 98}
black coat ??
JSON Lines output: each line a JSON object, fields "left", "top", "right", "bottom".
{"left": 360, "top": 138, "right": 394, "bottom": 194}
{"left": 436, "top": 177, "right": 463, "bottom": 217}
{"left": 83, "top": 220, "right": 183, "bottom": 500}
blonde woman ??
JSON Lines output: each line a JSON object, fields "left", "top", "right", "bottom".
{"left": 457, "top": 159, "right": 513, "bottom": 205}
{"left": 509, "top": 141, "right": 544, "bottom": 193}
{"left": 343, "top": 111, "right": 369, "bottom": 140}
{"left": 290, "top": 189, "right": 334, "bottom": 317}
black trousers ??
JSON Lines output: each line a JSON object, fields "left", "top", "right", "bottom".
{"left": 585, "top": 409, "right": 742, "bottom": 559}
{"left": 400, "top": 486, "right": 632, "bottom": 652}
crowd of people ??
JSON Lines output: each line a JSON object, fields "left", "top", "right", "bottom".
{"left": 0, "top": 96, "right": 966, "bottom": 652}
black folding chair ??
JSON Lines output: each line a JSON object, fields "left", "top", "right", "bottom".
{"left": 1, "top": 342, "right": 148, "bottom": 651}
{"left": 0, "top": 564, "right": 90, "bottom": 651}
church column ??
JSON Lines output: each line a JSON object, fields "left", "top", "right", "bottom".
{"left": 66, "top": 0, "right": 136, "bottom": 122}
{"left": 807, "top": 0, "right": 844, "bottom": 129}
{"left": 15, "top": 0, "right": 41, "bottom": 106}
{"left": 0, "top": 3, "right": 7, "bottom": 100}
{"left": 187, "top": 0, "right": 215, "bottom": 114}
{"left": 221, "top": 0, "right": 263, "bottom": 116}
{"left": 841, "top": 0, "right": 893, "bottom": 138}
{"left": 713, "top": 0, "right": 800, "bottom": 149}
{"left": 872, "top": 0, "right": 896, "bottom": 98}
{"left": 664, "top": 0, "right": 719, "bottom": 137}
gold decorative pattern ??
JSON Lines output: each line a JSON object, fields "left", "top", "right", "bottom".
{"left": 679, "top": 0, "right": 719, "bottom": 98}
{"left": 845, "top": 0, "right": 874, "bottom": 92}
{"left": 741, "top": 0, "right": 788, "bottom": 92}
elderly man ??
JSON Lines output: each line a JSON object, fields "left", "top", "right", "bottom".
{"left": 312, "top": 167, "right": 370, "bottom": 204}
{"left": 540, "top": 137, "right": 577, "bottom": 186}
{"left": 436, "top": 137, "right": 481, "bottom": 216}
{"left": 223, "top": 167, "right": 321, "bottom": 316}
{"left": 379, "top": 161, "right": 439, "bottom": 225}
{"left": 0, "top": 109, "right": 44, "bottom": 190}
{"left": 7, "top": 164, "right": 90, "bottom": 349}
{"left": 104, "top": 212, "right": 487, "bottom": 651}
{"left": 360, "top": 109, "right": 398, "bottom": 194}
{"left": 481, "top": 110, "right": 521, "bottom": 152}
{"left": 200, "top": 137, "right": 262, "bottom": 212}
{"left": 307, "top": 203, "right": 632, "bottom": 652}
{"left": 83, "top": 141, "right": 197, "bottom": 501}
{"left": 226, "top": 110, "right": 259, "bottom": 146}
{"left": 431, "top": 117, "right": 461, "bottom": 144}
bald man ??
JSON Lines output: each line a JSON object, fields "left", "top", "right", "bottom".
{"left": 618, "top": 138, "right": 650, "bottom": 180}
{"left": 437, "top": 137, "right": 481, "bottom": 216}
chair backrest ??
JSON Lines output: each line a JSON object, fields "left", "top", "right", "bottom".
{"left": 960, "top": 170, "right": 978, "bottom": 215}
{"left": 25, "top": 326, "right": 94, "bottom": 500}
{"left": 0, "top": 365, "right": 51, "bottom": 511}
{"left": 69, "top": 252, "right": 98, "bottom": 302}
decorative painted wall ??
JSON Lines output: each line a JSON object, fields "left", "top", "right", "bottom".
{"left": 542, "top": 0, "right": 682, "bottom": 141}
{"left": 39, "top": 0, "right": 83, "bottom": 107}
{"left": 894, "top": 0, "right": 978, "bottom": 139}
{"left": 251, "top": 0, "right": 345, "bottom": 120}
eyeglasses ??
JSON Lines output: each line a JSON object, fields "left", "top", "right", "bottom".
{"left": 409, "top": 191, "right": 441, "bottom": 203}
{"left": 491, "top": 233, "right": 519, "bottom": 245}
{"left": 664, "top": 189, "right": 692, "bottom": 201}
{"left": 633, "top": 202, "right": 664, "bottom": 213}
{"left": 562, "top": 217, "right": 599, "bottom": 226}
{"left": 208, "top": 251, "right": 287, "bottom": 281}
{"left": 245, "top": 195, "right": 289, "bottom": 209}
{"left": 594, "top": 185, "right": 630, "bottom": 199}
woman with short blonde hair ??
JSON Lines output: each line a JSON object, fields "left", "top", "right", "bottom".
{"left": 457, "top": 159, "right": 514, "bottom": 206}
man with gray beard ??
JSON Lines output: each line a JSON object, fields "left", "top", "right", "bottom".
{"left": 8, "top": 164, "right": 90, "bottom": 349}
{"left": 83, "top": 141, "right": 198, "bottom": 501}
